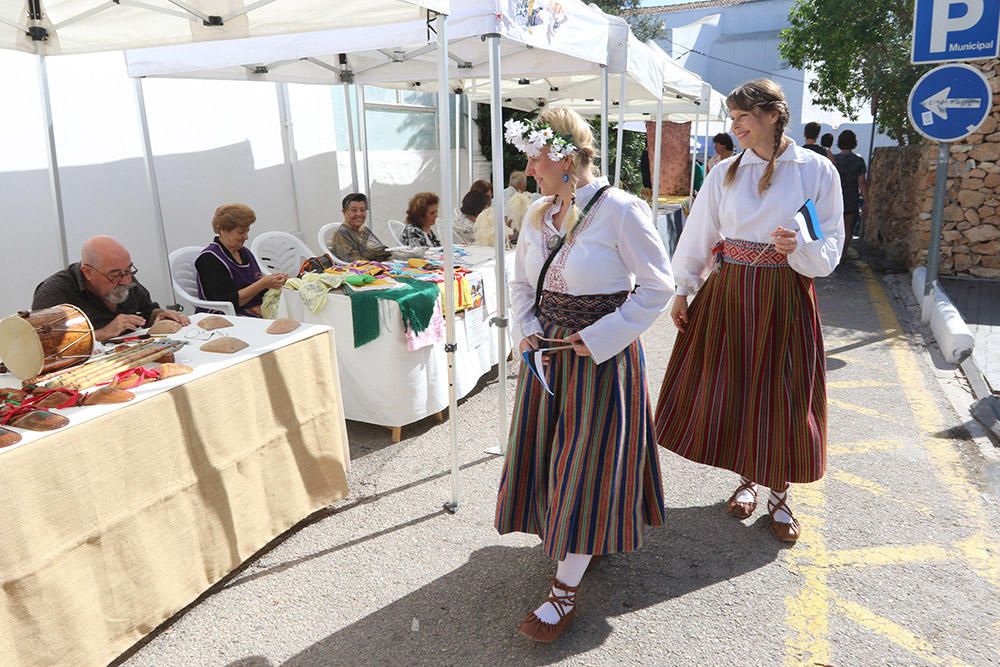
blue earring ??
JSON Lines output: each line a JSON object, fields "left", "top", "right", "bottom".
{"left": 562, "top": 173, "right": 570, "bottom": 183}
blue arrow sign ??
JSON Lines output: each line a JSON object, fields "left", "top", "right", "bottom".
{"left": 908, "top": 63, "right": 993, "bottom": 142}
{"left": 912, "top": 0, "right": 1000, "bottom": 64}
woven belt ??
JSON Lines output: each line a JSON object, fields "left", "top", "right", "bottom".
{"left": 538, "top": 290, "right": 629, "bottom": 329}
{"left": 722, "top": 238, "right": 788, "bottom": 267}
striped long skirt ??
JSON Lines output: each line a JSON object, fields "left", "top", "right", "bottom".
{"left": 654, "top": 239, "right": 827, "bottom": 488}
{"left": 495, "top": 291, "right": 666, "bottom": 560}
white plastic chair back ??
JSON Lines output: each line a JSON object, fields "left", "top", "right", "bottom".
{"left": 317, "top": 222, "right": 343, "bottom": 255}
{"left": 250, "top": 231, "right": 312, "bottom": 276}
{"left": 387, "top": 219, "right": 406, "bottom": 246}
{"left": 168, "top": 246, "right": 236, "bottom": 316}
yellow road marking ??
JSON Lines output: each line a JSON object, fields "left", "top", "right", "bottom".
{"left": 830, "top": 470, "right": 934, "bottom": 516}
{"left": 955, "top": 532, "right": 1000, "bottom": 589}
{"left": 828, "top": 398, "right": 906, "bottom": 425}
{"left": 825, "top": 544, "right": 951, "bottom": 569}
{"left": 827, "top": 380, "right": 897, "bottom": 389}
{"left": 828, "top": 439, "right": 904, "bottom": 455}
{"left": 783, "top": 480, "right": 831, "bottom": 667}
{"left": 832, "top": 594, "right": 972, "bottom": 666}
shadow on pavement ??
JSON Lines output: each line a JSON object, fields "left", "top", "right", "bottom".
{"left": 226, "top": 504, "right": 781, "bottom": 667}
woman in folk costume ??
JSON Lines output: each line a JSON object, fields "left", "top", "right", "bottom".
{"left": 654, "top": 79, "right": 844, "bottom": 543}
{"left": 495, "top": 108, "right": 674, "bottom": 641}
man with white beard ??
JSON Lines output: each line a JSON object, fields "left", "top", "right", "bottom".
{"left": 32, "top": 235, "right": 188, "bottom": 342}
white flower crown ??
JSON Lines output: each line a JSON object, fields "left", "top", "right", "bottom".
{"left": 504, "top": 118, "right": 577, "bottom": 162}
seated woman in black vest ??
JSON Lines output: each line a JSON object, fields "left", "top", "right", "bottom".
{"left": 195, "top": 204, "right": 287, "bottom": 317}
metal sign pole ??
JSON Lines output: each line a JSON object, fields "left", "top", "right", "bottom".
{"left": 922, "top": 141, "right": 950, "bottom": 323}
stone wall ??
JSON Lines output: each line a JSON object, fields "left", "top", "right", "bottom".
{"left": 864, "top": 58, "right": 1000, "bottom": 279}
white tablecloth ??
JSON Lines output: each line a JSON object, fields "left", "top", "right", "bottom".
{"left": 277, "top": 246, "right": 514, "bottom": 428}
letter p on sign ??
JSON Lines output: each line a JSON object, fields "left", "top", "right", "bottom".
{"left": 931, "top": 0, "right": 983, "bottom": 51}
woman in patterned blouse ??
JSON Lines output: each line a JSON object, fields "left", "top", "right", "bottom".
{"left": 401, "top": 192, "right": 442, "bottom": 247}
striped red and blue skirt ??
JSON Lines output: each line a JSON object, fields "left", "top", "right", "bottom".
{"left": 495, "top": 290, "right": 666, "bottom": 560}
{"left": 654, "top": 238, "right": 827, "bottom": 488}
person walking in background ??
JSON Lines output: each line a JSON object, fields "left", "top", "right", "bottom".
{"left": 706, "top": 132, "right": 735, "bottom": 172}
{"left": 801, "top": 122, "right": 826, "bottom": 157}
{"left": 655, "top": 79, "right": 844, "bottom": 544}
{"left": 820, "top": 132, "right": 835, "bottom": 159}
{"left": 832, "top": 129, "right": 869, "bottom": 257}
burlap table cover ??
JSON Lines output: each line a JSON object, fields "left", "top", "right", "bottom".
{"left": 0, "top": 330, "right": 349, "bottom": 666}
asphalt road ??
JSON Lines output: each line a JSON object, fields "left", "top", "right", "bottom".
{"left": 121, "top": 254, "right": 1000, "bottom": 667}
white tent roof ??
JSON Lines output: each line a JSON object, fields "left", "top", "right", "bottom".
{"left": 126, "top": 0, "right": 622, "bottom": 83}
{"left": 0, "top": 0, "right": 446, "bottom": 55}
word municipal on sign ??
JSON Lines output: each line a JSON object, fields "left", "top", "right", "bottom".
{"left": 912, "top": 0, "right": 1000, "bottom": 64}
{"left": 908, "top": 63, "right": 993, "bottom": 142}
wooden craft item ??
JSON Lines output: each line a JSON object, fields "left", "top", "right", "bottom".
{"left": 0, "top": 304, "right": 95, "bottom": 379}
{"left": 0, "top": 427, "right": 21, "bottom": 448}
{"left": 266, "top": 318, "right": 300, "bottom": 334}
{"left": 152, "top": 362, "right": 193, "bottom": 380}
{"left": 4, "top": 408, "right": 69, "bottom": 431}
{"left": 198, "top": 316, "right": 233, "bottom": 331}
{"left": 26, "top": 340, "right": 183, "bottom": 391}
{"left": 148, "top": 319, "right": 182, "bottom": 335}
{"left": 80, "top": 386, "right": 135, "bottom": 405}
{"left": 200, "top": 337, "right": 249, "bottom": 354}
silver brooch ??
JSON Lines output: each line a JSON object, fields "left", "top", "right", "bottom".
{"left": 546, "top": 235, "right": 563, "bottom": 251}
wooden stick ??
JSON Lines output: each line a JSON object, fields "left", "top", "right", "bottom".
{"left": 61, "top": 343, "right": 181, "bottom": 391}
{"left": 27, "top": 340, "right": 161, "bottom": 386}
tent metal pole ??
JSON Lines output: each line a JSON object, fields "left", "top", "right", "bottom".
{"left": 485, "top": 33, "right": 508, "bottom": 458}
{"left": 436, "top": 12, "right": 460, "bottom": 513}
{"left": 600, "top": 66, "right": 609, "bottom": 177}
{"left": 37, "top": 55, "right": 69, "bottom": 269}
{"left": 356, "top": 84, "right": 373, "bottom": 222}
{"left": 652, "top": 96, "right": 664, "bottom": 248}
{"left": 688, "top": 109, "right": 698, "bottom": 199}
{"left": 702, "top": 83, "right": 711, "bottom": 173}
{"left": 467, "top": 87, "right": 474, "bottom": 189}
{"left": 342, "top": 83, "right": 359, "bottom": 193}
{"left": 132, "top": 76, "right": 177, "bottom": 308}
{"left": 455, "top": 89, "right": 462, "bottom": 208}
{"left": 614, "top": 72, "right": 625, "bottom": 187}
{"left": 277, "top": 82, "right": 305, "bottom": 240}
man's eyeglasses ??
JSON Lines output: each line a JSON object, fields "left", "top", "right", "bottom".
{"left": 84, "top": 263, "right": 138, "bottom": 284}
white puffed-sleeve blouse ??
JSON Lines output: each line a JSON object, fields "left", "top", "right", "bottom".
{"left": 509, "top": 177, "right": 675, "bottom": 364}
{"left": 672, "top": 141, "right": 845, "bottom": 296}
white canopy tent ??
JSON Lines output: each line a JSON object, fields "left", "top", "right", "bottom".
{"left": 126, "top": 0, "right": 630, "bottom": 458}
{"left": 0, "top": 0, "right": 469, "bottom": 508}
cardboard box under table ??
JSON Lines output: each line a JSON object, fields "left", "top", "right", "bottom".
{"left": 0, "top": 314, "right": 349, "bottom": 667}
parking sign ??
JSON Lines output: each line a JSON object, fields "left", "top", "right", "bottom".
{"left": 912, "top": 0, "right": 1000, "bottom": 64}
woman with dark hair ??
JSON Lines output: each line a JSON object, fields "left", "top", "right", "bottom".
{"left": 820, "top": 132, "right": 835, "bottom": 159}
{"left": 707, "top": 132, "right": 736, "bottom": 172}
{"left": 454, "top": 189, "right": 491, "bottom": 244}
{"left": 833, "top": 130, "right": 868, "bottom": 256}
{"left": 655, "top": 78, "right": 844, "bottom": 544}
{"left": 400, "top": 192, "right": 442, "bottom": 247}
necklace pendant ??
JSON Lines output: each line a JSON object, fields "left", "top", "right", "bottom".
{"left": 546, "top": 235, "right": 563, "bottom": 251}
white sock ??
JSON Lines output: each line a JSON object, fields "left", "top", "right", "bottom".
{"left": 735, "top": 476, "right": 757, "bottom": 504}
{"left": 769, "top": 485, "right": 793, "bottom": 524}
{"left": 533, "top": 553, "right": 591, "bottom": 624}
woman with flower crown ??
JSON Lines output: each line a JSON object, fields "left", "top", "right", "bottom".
{"left": 494, "top": 107, "right": 675, "bottom": 642}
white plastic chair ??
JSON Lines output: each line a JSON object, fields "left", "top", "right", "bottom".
{"left": 250, "top": 231, "right": 313, "bottom": 276}
{"left": 387, "top": 219, "right": 406, "bottom": 245}
{"left": 168, "top": 246, "right": 236, "bottom": 316}
{"left": 317, "top": 222, "right": 350, "bottom": 265}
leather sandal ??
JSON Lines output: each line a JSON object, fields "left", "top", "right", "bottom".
{"left": 517, "top": 577, "right": 578, "bottom": 642}
{"left": 724, "top": 479, "right": 758, "bottom": 519}
{"left": 768, "top": 490, "right": 801, "bottom": 543}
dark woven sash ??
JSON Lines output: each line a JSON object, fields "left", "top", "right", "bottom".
{"left": 537, "top": 289, "right": 629, "bottom": 329}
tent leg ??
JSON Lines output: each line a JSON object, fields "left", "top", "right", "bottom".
{"left": 688, "top": 110, "right": 698, "bottom": 200}
{"left": 342, "top": 83, "right": 359, "bottom": 193}
{"left": 277, "top": 82, "right": 305, "bottom": 240}
{"left": 132, "top": 77, "right": 176, "bottom": 308}
{"left": 455, "top": 90, "right": 462, "bottom": 207}
{"left": 652, "top": 96, "right": 664, "bottom": 248}
{"left": 467, "top": 88, "right": 474, "bottom": 189}
{"left": 614, "top": 72, "right": 625, "bottom": 187}
{"left": 702, "top": 83, "right": 711, "bottom": 174}
{"left": 356, "top": 84, "right": 372, "bottom": 222}
{"left": 485, "top": 33, "right": 508, "bottom": 458}
{"left": 436, "top": 12, "right": 460, "bottom": 513}
{"left": 38, "top": 55, "right": 69, "bottom": 270}
{"left": 600, "top": 66, "right": 609, "bottom": 178}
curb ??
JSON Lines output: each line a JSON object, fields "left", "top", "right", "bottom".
{"left": 910, "top": 267, "right": 974, "bottom": 365}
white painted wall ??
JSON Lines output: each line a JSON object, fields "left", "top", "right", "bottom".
{"left": 0, "top": 49, "right": 472, "bottom": 319}
{"left": 650, "top": 0, "right": 894, "bottom": 157}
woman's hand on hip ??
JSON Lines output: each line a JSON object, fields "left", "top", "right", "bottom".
{"left": 671, "top": 296, "right": 689, "bottom": 333}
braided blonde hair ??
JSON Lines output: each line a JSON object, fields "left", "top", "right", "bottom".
{"left": 723, "top": 79, "right": 790, "bottom": 195}
{"left": 527, "top": 107, "right": 597, "bottom": 235}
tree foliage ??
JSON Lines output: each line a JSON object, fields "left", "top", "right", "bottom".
{"left": 779, "top": 0, "right": 928, "bottom": 145}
